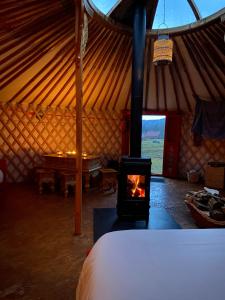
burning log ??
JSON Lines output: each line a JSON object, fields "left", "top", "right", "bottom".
{"left": 127, "top": 175, "right": 145, "bottom": 198}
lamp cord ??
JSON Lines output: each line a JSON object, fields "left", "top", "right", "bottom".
{"left": 158, "top": 0, "right": 168, "bottom": 30}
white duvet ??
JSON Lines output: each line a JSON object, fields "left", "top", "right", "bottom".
{"left": 76, "top": 229, "right": 225, "bottom": 300}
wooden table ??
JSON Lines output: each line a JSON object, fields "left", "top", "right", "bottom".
{"left": 42, "top": 153, "right": 101, "bottom": 190}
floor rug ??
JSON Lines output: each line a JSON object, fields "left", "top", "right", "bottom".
{"left": 93, "top": 207, "right": 181, "bottom": 242}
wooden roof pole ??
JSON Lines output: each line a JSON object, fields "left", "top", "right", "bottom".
{"left": 74, "top": 0, "right": 84, "bottom": 235}
{"left": 187, "top": 0, "right": 201, "bottom": 21}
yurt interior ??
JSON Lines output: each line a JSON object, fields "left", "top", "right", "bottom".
{"left": 0, "top": 1, "right": 225, "bottom": 299}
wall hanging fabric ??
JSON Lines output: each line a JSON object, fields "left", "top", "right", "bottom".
{"left": 192, "top": 97, "right": 225, "bottom": 139}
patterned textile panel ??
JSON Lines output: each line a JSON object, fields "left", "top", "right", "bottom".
{"left": 1, "top": 105, "right": 225, "bottom": 182}
{"left": 0, "top": 104, "right": 121, "bottom": 182}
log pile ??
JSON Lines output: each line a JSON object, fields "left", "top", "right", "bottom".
{"left": 185, "top": 190, "right": 225, "bottom": 222}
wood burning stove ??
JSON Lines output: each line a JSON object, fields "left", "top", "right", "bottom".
{"left": 116, "top": 5, "right": 150, "bottom": 222}
{"left": 117, "top": 157, "right": 151, "bottom": 222}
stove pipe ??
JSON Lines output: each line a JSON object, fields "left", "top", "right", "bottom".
{"left": 129, "top": 4, "right": 146, "bottom": 157}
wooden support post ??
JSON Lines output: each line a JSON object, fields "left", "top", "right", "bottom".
{"left": 74, "top": 0, "right": 84, "bottom": 235}
{"left": 74, "top": 57, "right": 83, "bottom": 235}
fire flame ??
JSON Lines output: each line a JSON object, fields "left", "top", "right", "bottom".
{"left": 128, "top": 175, "right": 145, "bottom": 198}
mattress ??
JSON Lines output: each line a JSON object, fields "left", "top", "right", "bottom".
{"left": 76, "top": 229, "right": 225, "bottom": 300}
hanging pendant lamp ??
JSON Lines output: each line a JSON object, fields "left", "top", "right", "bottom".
{"left": 153, "top": 34, "right": 173, "bottom": 65}
{"left": 153, "top": 0, "right": 173, "bottom": 65}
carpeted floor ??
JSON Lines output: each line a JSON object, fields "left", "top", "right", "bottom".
{"left": 0, "top": 178, "right": 199, "bottom": 299}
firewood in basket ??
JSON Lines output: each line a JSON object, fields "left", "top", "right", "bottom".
{"left": 193, "top": 199, "right": 209, "bottom": 211}
{"left": 208, "top": 198, "right": 223, "bottom": 210}
{"left": 212, "top": 195, "right": 225, "bottom": 203}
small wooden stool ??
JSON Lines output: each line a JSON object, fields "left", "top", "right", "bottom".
{"left": 36, "top": 168, "right": 55, "bottom": 194}
{"left": 100, "top": 168, "right": 118, "bottom": 192}
{"left": 60, "top": 171, "right": 76, "bottom": 197}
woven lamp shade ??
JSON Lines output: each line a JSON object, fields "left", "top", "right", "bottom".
{"left": 153, "top": 37, "right": 173, "bottom": 65}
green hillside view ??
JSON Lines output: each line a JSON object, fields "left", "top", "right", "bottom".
{"left": 141, "top": 117, "right": 166, "bottom": 174}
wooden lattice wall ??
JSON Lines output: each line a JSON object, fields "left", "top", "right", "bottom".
{"left": 179, "top": 113, "right": 225, "bottom": 179}
{"left": 1, "top": 104, "right": 225, "bottom": 182}
{"left": 0, "top": 104, "right": 122, "bottom": 182}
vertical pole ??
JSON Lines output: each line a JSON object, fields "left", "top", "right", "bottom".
{"left": 74, "top": 0, "right": 83, "bottom": 235}
{"left": 130, "top": 4, "right": 146, "bottom": 157}
{"left": 74, "top": 58, "right": 83, "bottom": 235}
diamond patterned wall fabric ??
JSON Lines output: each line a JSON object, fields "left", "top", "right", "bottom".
{"left": 1, "top": 104, "right": 225, "bottom": 183}
{"left": 0, "top": 104, "right": 121, "bottom": 182}
{"left": 179, "top": 113, "right": 225, "bottom": 179}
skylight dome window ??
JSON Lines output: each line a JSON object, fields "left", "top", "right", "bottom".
{"left": 91, "top": 0, "right": 119, "bottom": 15}
{"left": 91, "top": 0, "right": 225, "bottom": 29}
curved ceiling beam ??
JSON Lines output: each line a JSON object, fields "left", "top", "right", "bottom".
{"left": 107, "top": 0, "right": 159, "bottom": 29}
{"left": 107, "top": 0, "right": 122, "bottom": 16}
{"left": 146, "top": 0, "right": 159, "bottom": 29}
{"left": 187, "top": 0, "right": 201, "bottom": 20}
{"left": 108, "top": 0, "right": 136, "bottom": 26}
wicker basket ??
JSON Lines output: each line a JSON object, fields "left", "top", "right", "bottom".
{"left": 185, "top": 198, "right": 225, "bottom": 228}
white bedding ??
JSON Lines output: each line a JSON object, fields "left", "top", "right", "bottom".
{"left": 76, "top": 229, "right": 225, "bottom": 300}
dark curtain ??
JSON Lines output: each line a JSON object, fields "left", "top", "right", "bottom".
{"left": 192, "top": 97, "right": 225, "bottom": 139}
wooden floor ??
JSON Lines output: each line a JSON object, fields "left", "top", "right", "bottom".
{"left": 0, "top": 179, "right": 199, "bottom": 299}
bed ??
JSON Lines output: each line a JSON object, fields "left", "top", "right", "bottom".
{"left": 76, "top": 229, "right": 225, "bottom": 300}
